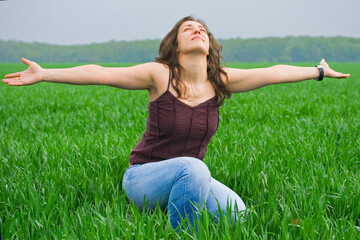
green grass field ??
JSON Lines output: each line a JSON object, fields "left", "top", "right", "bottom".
{"left": 1, "top": 62, "right": 359, "bottom": 239}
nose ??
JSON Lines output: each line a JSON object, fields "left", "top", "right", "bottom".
{"left": 193, "top": 29, "right": 201, "bottom": 35}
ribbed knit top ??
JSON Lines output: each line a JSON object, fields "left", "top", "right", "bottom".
{"left": 129, "top": 71, "right": 219, "bottom": 165}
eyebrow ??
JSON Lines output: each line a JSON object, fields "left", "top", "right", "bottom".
{"left": 182, "top": 23, "right": 206, "bottom": 30}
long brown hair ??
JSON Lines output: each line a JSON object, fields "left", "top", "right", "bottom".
{"left": 155, "top": 16, "right": 231, "bottom": 106}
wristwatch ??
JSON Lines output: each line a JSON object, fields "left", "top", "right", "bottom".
{"left": 315, "top": 65, "right": 324, "bottom": 81}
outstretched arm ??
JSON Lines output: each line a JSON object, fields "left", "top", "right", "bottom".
{"left": 2, "top": 58, "right": 157, "bottom": 90}
{"left": 223, "top": 59, "right": 351, "bottom": 93}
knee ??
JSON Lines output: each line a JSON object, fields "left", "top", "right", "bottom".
{"left": 174, "top": 157, "right": 211, "bottom": 187}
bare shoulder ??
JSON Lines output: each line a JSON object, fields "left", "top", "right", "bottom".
{"left": 220, "top": 67, "right": 240, "bottom": 84}
{"left": 145, "top": 62, "right": 170, "bottom": 101}
{"left": 145, "top": 62, "right": 169, "bottom": 78}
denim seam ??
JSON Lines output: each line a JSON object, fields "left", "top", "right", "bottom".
{"left": 173, "top": 161, "right": 189, "bottom": 223}
{"left": 184, "top": 171, "right": 189, "bottom": 217}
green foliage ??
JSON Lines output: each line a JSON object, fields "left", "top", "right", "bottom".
{"left": 0, "top": 40, "right": 161, "bottom": 63}
{"left": 220, "top": 37, "right": 360, "bottom": 62}
{"left": 0, "top": 63, "right": 360, "bottom": 239}
{"left": 1, "top": 37, "right": 360, "bottom": 63}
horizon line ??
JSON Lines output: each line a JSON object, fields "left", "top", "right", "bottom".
{"left": 1, "top": 35, "right": 359, "bottom": 46}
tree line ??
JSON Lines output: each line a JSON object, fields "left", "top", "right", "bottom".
{"left": 0, "top": 36, "right": 359, "bottom": 63}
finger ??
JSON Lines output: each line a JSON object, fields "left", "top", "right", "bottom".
{"left": 320, "top": 58, "right": 329, "bottom": 68}
{"left": 3, "top": 78, "right": 27, "bottom": 86}
{"left": 7, "top": 81, "right": 26, "bottom": 86}
{"left": 21, "top": 57, "right": 32, "bottom": 66}
{"left": 4, "top": 72, "right": 22, "bottom": 78}
{"left": 337, "top": 73, "right": 351, "bottom": 79}
{"left": 2, "top": 77, "right": 19, "bottom": 83}
{"left": 331, "top": 71, "right": 351, "bottom": 79}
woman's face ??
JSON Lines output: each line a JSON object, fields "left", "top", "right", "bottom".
{"left": 177, "top": 20, "right": 210, "bottom": 56}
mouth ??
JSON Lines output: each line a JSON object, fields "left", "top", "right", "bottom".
{"left": 192, "top": 36, "right": 205, "bottom": 42}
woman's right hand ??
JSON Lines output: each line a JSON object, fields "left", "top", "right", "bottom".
{"left": 2, "top": 58, "right": 43, "bottom": 86}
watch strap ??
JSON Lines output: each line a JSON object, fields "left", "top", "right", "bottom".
{"left": 315, "top": 65, "right": 324, "bottom": 81}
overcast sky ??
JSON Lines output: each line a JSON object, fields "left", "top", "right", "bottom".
{"left": 1, "top": 0, "right": 359, "bottom": 45}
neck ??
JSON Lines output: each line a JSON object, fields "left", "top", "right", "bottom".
{"left": 178, "top": 53, "right": 208, "bottom": 83}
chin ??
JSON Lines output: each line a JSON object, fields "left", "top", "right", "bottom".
{"left": 184, "top": 46, "right": 209, "bottom": 55}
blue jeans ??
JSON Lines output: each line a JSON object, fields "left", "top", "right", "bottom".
{"left": 122, "top": 157, "right": 246, "bottom": 230}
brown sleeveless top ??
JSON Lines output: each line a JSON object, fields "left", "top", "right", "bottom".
{"left": 129, "top": 70, "right": 219, "bottom": 165}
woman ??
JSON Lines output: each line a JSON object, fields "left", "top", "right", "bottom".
{"left": 2, "top": 16, "right": 350, "bottom": 231}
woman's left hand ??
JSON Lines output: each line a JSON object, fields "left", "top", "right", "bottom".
{"left": 320, "top": 59, "right": 351, "bottom": 79}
